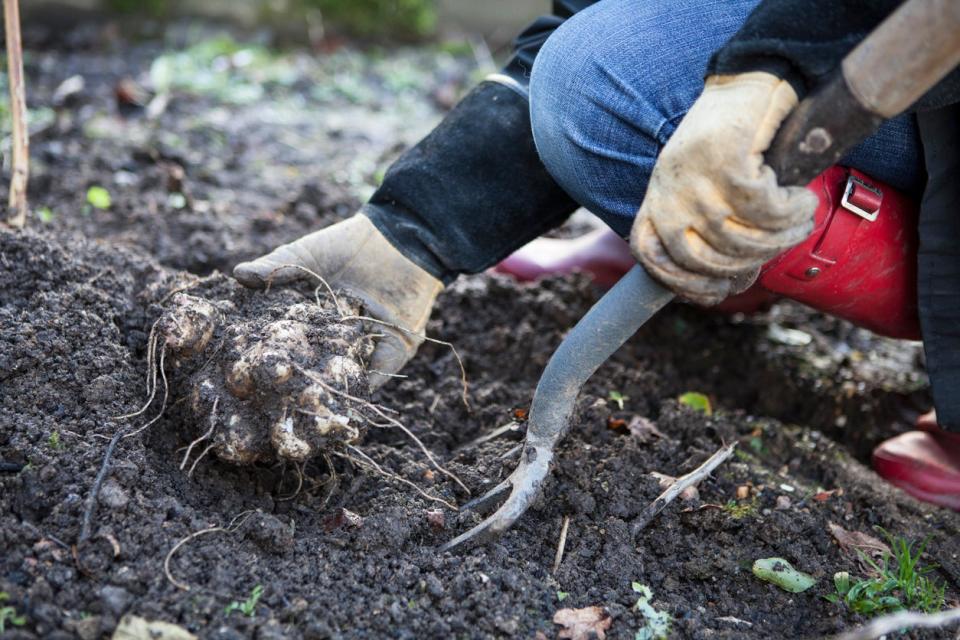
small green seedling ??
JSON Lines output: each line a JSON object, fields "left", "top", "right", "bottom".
{"left": 723, "top": 499, "right": 757, "bottom": 520}
{"left": 36, "top": 206, "right": 55, "bottom": 224}
{"left": 225, "top": 584, "right": 263, "bottom": 617}
{"left": 678, "top": 392, "right": 712, "bottom": 416}
{"left": 825, "top": 531, "right": 945, "bottom": 616}
{"left": 556, "top": 591, "right": 570, "bottom": 602}
{"left": 752, "top": 558, "right": 817, "bottom": 593}
{"left": 48, "top": 431, "right": 63, "bottom": 450}
{"left": 632, "top": 582, "right": 671, "bottom": 640}
{"left": 86, "top": 186, "right": 112, "bottom": 209}
{"left": 608, "top": 390, "right": 627, "bottom": 410}
{"left": 824, "top": 571, "right": 902, "bottom": 615}
{"left": 0, "top": 592, "right": 26, "bottom": 633}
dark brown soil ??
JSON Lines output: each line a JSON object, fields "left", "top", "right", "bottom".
{"left": 2, "top": 22, "right": 959, "bottom": 640}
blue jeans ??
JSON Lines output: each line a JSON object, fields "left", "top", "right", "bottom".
{"left": 528, "top": 0, "right": 925, "bottom": 237}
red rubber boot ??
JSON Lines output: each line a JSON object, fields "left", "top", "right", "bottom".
{"left": 494, "top": 228, "right": 634, "bottom": 288}
{"left": 872, "top": 411, "right": 960, "bottom": 511}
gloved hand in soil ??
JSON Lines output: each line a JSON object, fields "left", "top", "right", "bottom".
{"left": 630, "top": 72, "right": 819, "bottom": 306}
{"left": 233, "top": 214, "right": 442, "bottom": 388}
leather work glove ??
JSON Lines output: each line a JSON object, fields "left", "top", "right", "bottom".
{"left": 630, "top": 72, "right": 819, "bottom": 306}
{"left": 234, "top": 214, "right": 443, "bottom": 388}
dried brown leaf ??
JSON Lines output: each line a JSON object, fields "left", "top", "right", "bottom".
{"left": 828, "top": 522, "right": 891, "bottom": 573}
{"left": 626, "top": 416, "right": 666, "bottom": 441}
{"left": 321, "top": 508, "right": 363, "bottom": 532}
{"left": 425, "top": 508, "right": 445, "bottom": 530}
{"left": 553, "top": 606, "right": 612, "bottom": 640}
{"left": 813, "top": 488, "right": 843, "bottom": 502}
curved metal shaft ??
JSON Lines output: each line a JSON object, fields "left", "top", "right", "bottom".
{"left": 442, "top": 266, "right": 673, "bottom": 551}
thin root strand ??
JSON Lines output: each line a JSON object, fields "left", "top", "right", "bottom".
{"left": 337, "top": 446, "right": 457, "bottom": 510}
{"left": 299, "top": 367, "right": 469, "bottom": 496}
{"left": 164, "top": 510, "right": 255, "bottom": 591}
{"left": 181, "top": 397, "right": 219, "bottom": 471}
{"left": 342, "top": 314, "right": 470, "bottom": 410}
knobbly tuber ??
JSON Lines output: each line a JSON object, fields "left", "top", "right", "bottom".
{"left": 144, "top": 277, "right": 374, "bottom": 466}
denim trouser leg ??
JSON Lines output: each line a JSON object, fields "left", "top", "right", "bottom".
{"left": 529, "top": 0, "right": 926, "bottom": 237}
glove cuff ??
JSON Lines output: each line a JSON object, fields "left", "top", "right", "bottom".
{"left": 364, "top": 81, "right": 579, "bottom": 285}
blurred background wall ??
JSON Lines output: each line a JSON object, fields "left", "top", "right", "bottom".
{"left": 21, "top": 0, "right": 546, "bottom": 48}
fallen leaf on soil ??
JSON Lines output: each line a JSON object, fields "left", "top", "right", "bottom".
{"left": 650, "top": 472, "right": 698, "bottom": 501}
{"left": 425, "top": 508, "right": 445, "bottom": 530}
{"left": 553, "top": 606, "right": 612, "bottom": 640}
{"left": 828, "top": 523, "right": 890, "bottom": 573}
{"left": 607, "top": 416, "right": 628, "bottom": 431}
{"left": 752, "top": 557, "right": 817, "bottom": 593}
{"left": 813, "top": 488, "right": 843, "bottom": 502}
{"left": 112, "top": 615, "right": 196, "bottom": 640}
{"left": 321, "top": 508, "right": 363, "bottom": 532}
{"left": 626, "top": 416, "right": 666, "bottom": 441}
{"left": 678, "top": 392, "right": 712, "bottom": 415}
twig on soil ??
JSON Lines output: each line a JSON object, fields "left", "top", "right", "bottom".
{"left": 21, "top": 521, "right": 69, "bottom": 550}
{"left": 500, "top": 444, "right": 522, "bottom": 460}
{"left": 3, "top": 0, "right": 29, "bottom": 229}
{"left": 180, "top": 397, "right": 218, "bottom": 471}
{"left": 368, "top": 370, "right": 408, "bottom": 379}
{"left": 553, "top": 515, "right": 571, "bottom": 574}
{"left": 164, "top": 510, "right": 255, "bottom": 591}
{"left": 341, "top": 314, "right": 470, "bottom": 410}
{"left": 336, "top": 446, "right": 458, "bottom": 510}
{"left": 455, "top": 421, "right": 522, "bottom": 453}
{"left": 631, "top": 442, "right": 737, "bottom": 537}
{"left": 298, "top": 367, "right": 469, "bottom": 496}
{"left": 265, "top": 263, "right": 345, "bottom": 317}
{"left": 830, "top": 606, "right": 960, "bottom": 640}
{"left": 79, "top": 429, "right": 124, "bottom": 544}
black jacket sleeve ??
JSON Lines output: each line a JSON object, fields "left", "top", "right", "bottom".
{"left": 363, "top": 2, "right": 601, "bottom": 282}
{"left": 707, "top": 0, "right": 960, "bottom": 112}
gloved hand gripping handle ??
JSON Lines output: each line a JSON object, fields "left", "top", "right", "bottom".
{"left": 442, "top": 0, "right": 960, "bottom": 552}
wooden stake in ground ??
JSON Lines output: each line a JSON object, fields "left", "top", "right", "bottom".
{"left": 3, "top": 0, "right": 28, "bottom": 229}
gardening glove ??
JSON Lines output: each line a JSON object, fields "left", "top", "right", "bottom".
{"left": 630, "top": 72, "right": 819, "bottom": 306}
{"left": 234, "top": 213, "right": 443, "bottom": 388}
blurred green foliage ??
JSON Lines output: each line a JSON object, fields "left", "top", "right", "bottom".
{"left": 305, "top": 0, "right": 436, "bottom": 39}
{"left": 105, "top": 0, "right": 437, "bottom": 40}
{"left": 107, "top": 0, "right": 168, "bottom": 17}
{"left": 150, "top": 35, "right": 298, "bottom": 104}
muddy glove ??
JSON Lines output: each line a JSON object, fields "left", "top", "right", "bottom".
{"left": 234, "top": 214, "right": 442, "bottom": 387}
{"left": 630, "top": 72, "right": 818, "bottom": 306}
